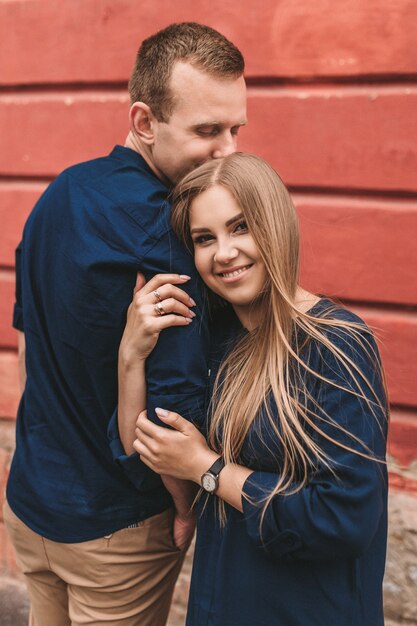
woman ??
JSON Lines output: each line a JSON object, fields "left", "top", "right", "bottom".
{"left": 118, "top": 153, "right": 388, "bottom": 625}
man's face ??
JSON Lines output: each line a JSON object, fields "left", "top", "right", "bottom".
{"left": 150, "top": 62, "right": 247, "bottom": 184}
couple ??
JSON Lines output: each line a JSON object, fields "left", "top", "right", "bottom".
{"left": 4, "top": 21, "right": 388, "bottom": 626}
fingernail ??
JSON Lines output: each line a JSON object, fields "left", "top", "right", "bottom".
{"left": 179, "top": 275, "right": 191, "bottom": 280}
{"left": 185, "top": 317, "right": 193, "bottom": 324}
{"left": 189, "top": 298, "right": 196, "bottom": 306}
{"left": 155, "top": 407, "right": 169, "bottom": 417}
{"left": 189, "top": 310, "right": 196, "bottom": 318}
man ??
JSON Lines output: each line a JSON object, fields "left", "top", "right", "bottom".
{"left": 4, "top": 22, "right": 246, "bottom": 626}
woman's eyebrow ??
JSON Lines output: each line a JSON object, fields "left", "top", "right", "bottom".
{"left": 225, "top": 212, "right": 243, "bottom": 226}
{"left": 190, "top": 226, "right": 210, "bottom": 234}
{"left": 190, "top": 213, "right": 244, "bottom": 234}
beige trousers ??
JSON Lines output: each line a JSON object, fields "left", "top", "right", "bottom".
{"left": 3, "top": 500, "right": 185, "bottom": 626}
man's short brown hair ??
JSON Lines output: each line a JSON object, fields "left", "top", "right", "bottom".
{"left": 129, "top": 22, "right": 245, "bottom": 122}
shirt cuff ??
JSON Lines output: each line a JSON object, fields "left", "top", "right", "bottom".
{"left": 13, "top": 303, "right": 24, "bottom": 331}
{"left": 107, "top": 410, "right": 162, "bottom": 493}
{"left": 242, "top": 471, "right": 303, "bottom": 559}
{"left": 146, "top": 390, "right": 207, "bottom": 430}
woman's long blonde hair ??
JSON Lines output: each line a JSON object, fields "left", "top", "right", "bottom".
{"left": 171, "top": 153, "right": 387, "bottom": 522}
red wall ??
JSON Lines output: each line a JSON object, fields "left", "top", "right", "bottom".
{"left": 1, "top": 1, "right": 416, "bottom": 497}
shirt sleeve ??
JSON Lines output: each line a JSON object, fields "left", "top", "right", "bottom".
{"left": 241, "top": 328, "right": 388, "bottom": 561}
{"left": 109, "top": 227, "right": 210, "bottom": 487}
{"left": 141, "top": 228, "right": 210, "bottom": 427}
{"left": 13, "top": 242, "right": 24, "bottom": 331}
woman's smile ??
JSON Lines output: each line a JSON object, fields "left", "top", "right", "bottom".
{"left": 216, "top": 263, "right": 254, "bottom": 282}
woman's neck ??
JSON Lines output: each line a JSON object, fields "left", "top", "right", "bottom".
{"left": 232, "top": 287, "right": 320, "bottom": 331}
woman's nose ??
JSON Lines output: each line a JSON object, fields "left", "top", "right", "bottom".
{"left": 214, "top": 239, "right": 239, "bottom": 264}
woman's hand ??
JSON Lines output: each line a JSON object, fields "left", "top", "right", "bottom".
{"left": 119, "top": 273, "right": 196, "bottom": 364}
{"left": 133, "top": 409, "right": 219, "bottom": 484}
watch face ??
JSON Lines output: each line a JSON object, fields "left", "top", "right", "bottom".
{"left": 202, "top": 473, "right": 217, "bottom": 493}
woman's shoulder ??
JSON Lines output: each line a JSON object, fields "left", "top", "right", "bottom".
{"left": 308, "top": 298, "right": 375, "bottom": 348}
{"left": 305, "top": 298, "right": 382, "bottom": 386}
{"left": 309, "top": 297, "right": 367, "bottom": 327}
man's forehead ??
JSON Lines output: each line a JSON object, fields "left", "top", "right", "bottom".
{"left": 168, "top": 64, "right": 246, "bottom": 124}
{"left": 169, "top": 61, "right": 245, "bottom": 98}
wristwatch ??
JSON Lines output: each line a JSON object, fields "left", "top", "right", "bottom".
{"left": 201, "top": 456, "right": 225, "bottom": 494}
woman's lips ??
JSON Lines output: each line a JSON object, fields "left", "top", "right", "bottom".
{"left": 216, "top": 264, "right": 254, "bottom": 283}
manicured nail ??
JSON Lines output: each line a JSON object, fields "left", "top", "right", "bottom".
{"left": 155, "top": 407, "right": 169, "bottom": 417}
{"left": 189, "top": 298, "right": 196, "bottom": 306}
{"left": 179, "top": 275, "right": 191, "bottom": 280}
{"left": 185, "top": 317, "right": 193, "bottom": 324}
{"left": 189, "top": 310, "right": 196, "bottom": 318}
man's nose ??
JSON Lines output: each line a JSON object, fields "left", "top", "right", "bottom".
{"left": 212, "top": 131, "right": 237, "bottom": 159}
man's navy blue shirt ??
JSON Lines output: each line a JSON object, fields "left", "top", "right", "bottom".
{"left": 8, "top": 146, "right": 209, "bottom": 542}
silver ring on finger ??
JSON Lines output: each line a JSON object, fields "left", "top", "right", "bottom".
{"left": 153, "top": 289, "right": 163, "bottom": 303}
{"left": 154, "top": 302, "right": 166, "bottom": 316}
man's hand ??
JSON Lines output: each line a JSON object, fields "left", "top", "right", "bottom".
{"left": 173, "top": 512, "right": 196, "bottom": 551}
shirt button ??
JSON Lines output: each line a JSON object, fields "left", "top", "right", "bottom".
{"left": 285, "top": 536, "right": 297, "bottom": 547}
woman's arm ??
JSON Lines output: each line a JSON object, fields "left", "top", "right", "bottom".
{"left": 117, "top": 273, "right": 195, "bottom": 454}
{"left": 134, "top": 408, "right": 253, "bottom": 512}
{"left": 115, "top": 273, "right": 199, "bottom": 548}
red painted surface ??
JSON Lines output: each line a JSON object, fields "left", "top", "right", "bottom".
{"left": 354, "top": 308, "right": 417, "bottom": 409}
{"left": 0, "top": 272, "right": 15, "bottom": 348}
{"left": 389, "top": 474, "right": 417, "bottom": 495}
{"left": 0, "top": 0, "right": 416, "bottom": 85}
{"left": 0, "top": 183, "right": 47, "bottom": 267}
{"left": 1, "top": 87, "right": 417, "bottom": 192}
{"left": 0, "top": 352, "right": 20, "bottom": 419}
{"left": 0, "top": 92, "right": 128, "bottom": 178}
{"left": 241, "top": 86, "right": 417, "bottom": 192}
{"left": 389, "top": 412, "right": 417, "bottom": 469}
{"left": 297, "top": 195, "right": 417, "bottom": 306}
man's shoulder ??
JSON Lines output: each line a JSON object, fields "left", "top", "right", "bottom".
{"left": 61, "top": 147, "right": 169, "bottom": 214}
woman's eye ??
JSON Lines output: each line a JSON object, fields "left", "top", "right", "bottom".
{"left": 234, "top": 220, "right": 248, "bottom": 233}
{"left": 193, "top": 234, "right": 214, "bottom": 245}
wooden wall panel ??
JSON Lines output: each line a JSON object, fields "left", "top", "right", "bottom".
{"left": 241, "top": 87, "right": 417, "bottom": 192}
{"left": 355, "top": 308, "right": 417, "bottom": 409}
{"left": 0, "top": 184, "right": 47, "bottom": 267}
{"left": 0, "top": 352, "right": 19, "bottom": 419}
{"left": 389, "top": 411, "right": 417, "bottom": 469}
{"left": 1, "top": 0, "right": 416, "bottom": 85}
{"left": 0, "top": 272, "right": 15, "bottom": 349}
{"left": 297, "top": 196, "right": 417, "bottom": 306}
{"left": 0, "top": 92, "right": 128, "bottom": 178}
{"left": 1, "top": 87, "right": 417, "bottom": 193}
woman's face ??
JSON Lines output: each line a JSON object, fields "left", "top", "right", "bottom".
{"left": 189, "top": 185, "right": 268, "bottom": 327}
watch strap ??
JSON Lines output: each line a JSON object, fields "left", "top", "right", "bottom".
{"left": 207, "top": 456, "right": 225, "bottom": 478}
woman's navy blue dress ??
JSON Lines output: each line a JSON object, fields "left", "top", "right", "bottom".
{"left": 187, "top": 300, "right": 388, "bottom": 626}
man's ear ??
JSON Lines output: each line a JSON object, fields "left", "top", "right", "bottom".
{"left": 129, "top": 102, "right": 155, "bottom": 145}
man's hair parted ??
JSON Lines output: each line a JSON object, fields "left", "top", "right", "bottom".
{"left": 129, "top": 22, "right": 245, "bottom": 122}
